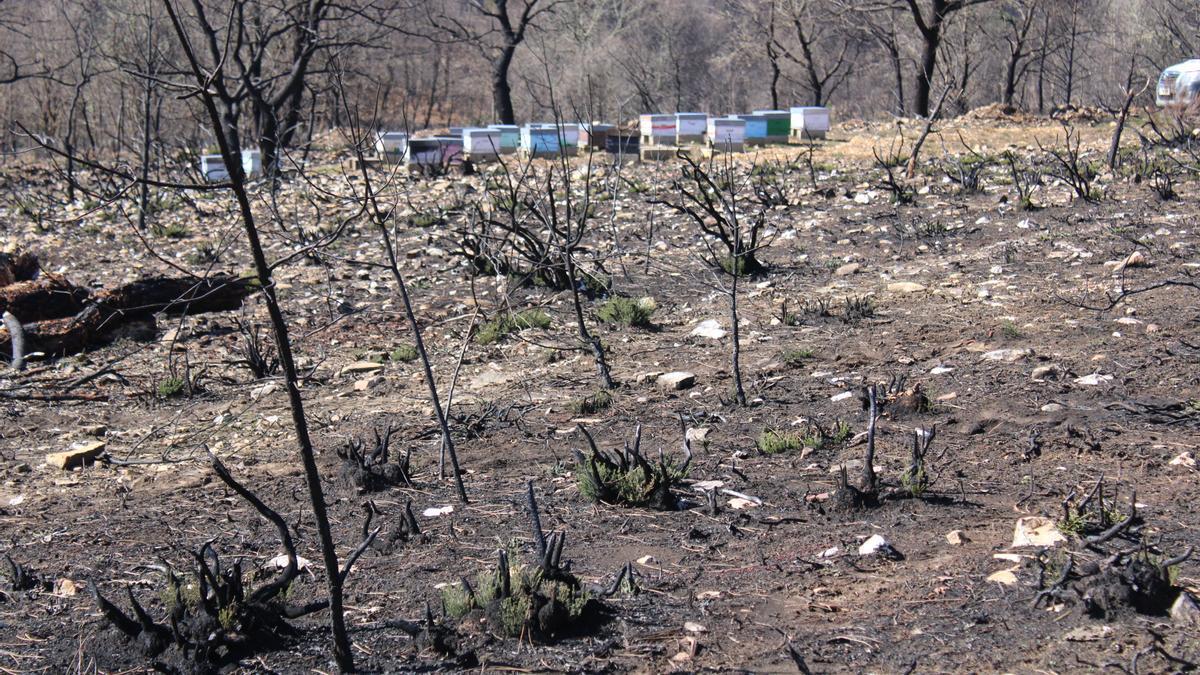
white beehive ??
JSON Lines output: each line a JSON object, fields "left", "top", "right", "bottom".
{"left": 675, "top": 113, "right": 708, "bottom": 145}
{"left": 200, "top": 155, "right": 228, "bottom": 182}
{"left": 375, "top": 131, "right": 408, "bottom": 157}
{"left": 639, "top": 114, "right": 676, "bottom": 146}
{"left": 463, "top": 128, "right": 501, "bottom": 159}
{"left": 707, "top": 117, "right": 746, "bottom": 151}
{"left": 241, "top": 149, "right": 262, "bottom": 177}
{"left": 790, "top": 107, "right": 830, "bottom": 140}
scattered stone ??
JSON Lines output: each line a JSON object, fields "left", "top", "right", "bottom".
{"left": 831, "top": 391, "right": 854, "bottom": 402}
{"left": 1031, "top": 365, "right": 1061, "bottom": 381}
{"left": 340, "top": 361, "right": 385, "bottom": 376}
{"left": 1117, "top": 250, "right": 1151, "bottom": 271}
{"left": 887, "top": 281, "right": 926, "bottom": 294}
{"left": 1064, "top": 625, "right": 1113, "bottom": 642}
{"left": 1012, "top": 517, "right": 1066, "bottom": 548}
{"left": 45, "top": 441, "right": 106, "bottom": 470}
{"left": 13, "top": 462, "right": 32, "bottom": 473}
{"left": 267, "top": 554, "right": 312, "bottom": 571}
{"left": 657, "top": 371, "right": 696, "bottom": 391}
{"left": 1040, "top": 403, "right": 1065, "bottom": 413}
{"left": 251, "top": 382, "right": 278, "bottom": 400}
{"left": 834, "top": 262, "right": 861, "bottom": 276}
{"left": 1171, "top": 592, "right": 1200, "bottom": 627}
{"left": 1073, "top": 373, "right": 1113, "bottom": 386}
{"left": 53, "top": 578, "right": 79, "bottom": 597}
{"left": 683, "top": 621, "right": 707, "bottom": 633}
{"left": 80, "top": 424, "right": 107, "bottom": 437}
{"left": 930, "top": 366, "right": 954, "bottom": 375}
{"left": 858, "top": 534, "right": 902, "bottom": 560}
{"left": 353, "top": 376, "right": 384, "bottom": 392}
{"left": 946, "top": 530, "right": 969, "bottom": 546}
{"left": 685, "top": 427, "right": 709, "bottom": 443}
{"left": 422, "top": 505, "right": 454, "bottom": 517}
{"left": 981, "top": 348, "right": 1033, "bottom": 362}
{"left": 636, "top": 555, "right": 657, "bottom": 566}
{"left": 1169, "top": 451, "right": 1195, "bottom": 469}
{"left": 986, "top": 568, "right": 1019, "bottom": 585}
{"left": 690, "top": 320, "right": 726, "bottom": 339}
{"left": 727, "top": 497, "right": 757, "bottom": 510}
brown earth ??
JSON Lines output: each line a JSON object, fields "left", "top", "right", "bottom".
{"left": 0, "top": 116, "right": 1197, "bottom": 673}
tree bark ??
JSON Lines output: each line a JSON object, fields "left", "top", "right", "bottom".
{"left": 492, "top": 46, "right": 518, "bottom": 124}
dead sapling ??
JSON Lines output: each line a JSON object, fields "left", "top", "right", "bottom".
{"left": 1003, "top": 150, "right": 1042, "bottom": 210}
{"left": 873, "top": 147, "right": 915, "bottom": 205}
{"left": 573, "top": 416, "right": 693, "bottom": 511}
{"left": 233, "top": 318, "right": 279, "bottom": 379}
{"left": 90, "top": 454, "right": 379, "bottom": 668}
{"left": 1056, "top": 476, "right": 1141, "bottom": 544}
{"left": 3, "top": 553, "right": 49, "bottom": 595}
{"left": 1040, "top": 121, "right": 1101, "bottom": 202}
{"left": 899, "top": 426, "right": 937, "bottom": 499}
{"left": 361, "top": 499, "right": 425, "bottom": 554}
{"left": 439, "top": 481, "right": 596, "bottom": 641}
{"left": 833, "top": 384, "right": 882, "bottom": 510}
{"left": 337, "top": 423, "right": 410, "bottom": 492}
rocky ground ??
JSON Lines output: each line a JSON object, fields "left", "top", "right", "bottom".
{"left": 0, "top": 112, "right": 1198, "bottom": 673}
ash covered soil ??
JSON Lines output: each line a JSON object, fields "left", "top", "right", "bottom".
{"left": 0, "top": 116, "right": 1198, "bottom": 673}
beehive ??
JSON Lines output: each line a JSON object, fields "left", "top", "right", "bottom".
{"left": 200, "top": 155, "right": 228, "bottom": 182}
{"left": 463, "top": 128, "right": 501, "bottom": 160}
{"left": 241, "top": 149, "right": 264, "bottom": 177}
{"left": 707, "top": 117, "right": 746, "bottom": 152}
{"left": 407, "top": 138, "right": 444, "bottom": 168}
{"left": 750, "top": 110, "right": 790, "bottom": 144}
{"left": 432, "top": 136, "right": 464, "bottom": 165}
{"left": 375, "top": 131, "right": 408, "bottom": 157}
{"left": 639, "top": 114, "right": 676, "bottom": 147}
{"left": 789, "top": 107, "right": 830, "bottom": 140}
{"left": 605, "top": 133, "right": 639, "bottom": 156}
{"left": 488, "top": 125, "right": 520, "bottom": 153}
{"left": 520, "top": 125, "right": 561, "bottom": 158}
{"left": 675, "top": 113, "right": 708, "bottom": 145}
{"left": 579, "top": 123, "right": 615, "bottom": 150}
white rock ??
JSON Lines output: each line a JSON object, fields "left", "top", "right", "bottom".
{"left": 422, "top": 505, "right": 454, "bottom": 517}
{"left": 1012, "top": 517, "right": 1066, "bottom": 547}
{"left": 1169, "top": 451, "right": 1195, "bottom": 469}
{"left": 887, "top": 281, "right": 927, "bottom": 294}
{"left": 981, "top": 348, "right": 1033, "bottom": 362}
{"left": 1073, "top": 373, "right": 1113, "bottom": 386}
{"left": 930, "top": 366, "right": 954, "bottom": 375}
{"left": 858, "top": 534, "right": 899, "bottom": 558}
{"left": 657, "top": 371, "right": 697, "bottom": 391}
{"left": 831, "top": 391, "right": 854, "bottom": 402}
{"left": 267, "top": 554, "right": 312, "bottom": 571}
{"left": 690, "top": 319, "right": 727, "bottom": 339}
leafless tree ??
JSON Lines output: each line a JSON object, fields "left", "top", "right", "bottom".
{"left": 772, "top": 0, "right": 859, "bottom": 107}
{"left": 422, "top": 0, "right": 565, "bottom": 124}
{"left": 860, "top": 0, "right": 997, "bottom": 117}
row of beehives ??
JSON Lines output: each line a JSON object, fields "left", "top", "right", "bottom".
{"left": 372, "top": 107, "right": 831, "bottom": 168}
{"left": 195, "top": 107, "right": 831, "bottom": 179}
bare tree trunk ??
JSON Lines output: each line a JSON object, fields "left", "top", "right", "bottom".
{"left": 162, "top": 2, "right": 354, "bottom": 669}
{"left": 493, "top": 45, "right": 518, "bottom": 124}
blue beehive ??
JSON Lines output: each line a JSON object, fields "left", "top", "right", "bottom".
{"left": 521, "top": 125, "right": 561, "bottom": 157}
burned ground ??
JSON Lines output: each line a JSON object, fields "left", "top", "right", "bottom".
{"left": 1, "top": 116, "right": 1198, "bottom": 673}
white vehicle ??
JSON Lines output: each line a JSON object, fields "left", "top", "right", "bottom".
{"left": 1156, "top": 59, "right": 1200, "bottom": 107}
